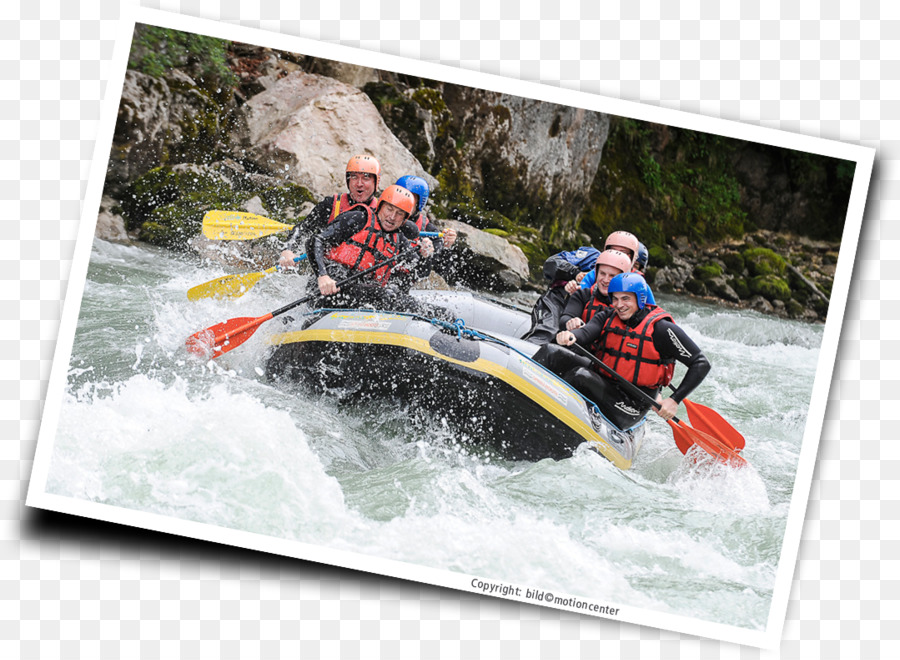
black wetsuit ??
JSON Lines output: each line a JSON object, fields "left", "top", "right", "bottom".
{"left": 522, "top": 251, "right": 597, "bottom": 345}
{"left": 533, "top": 306, "right": 711, "bottom": 430}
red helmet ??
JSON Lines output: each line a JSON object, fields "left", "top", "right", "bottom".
{"left": 377, "top": 185, "right": 416, "bottom": 218}
{"left": 604, "top": 231, "right": 640, "bottom": 264}
{"left": 594, "top": 249, "right": 633, "bottom": 275}
{"left": 345, "top": 154, "right": 381, "bottom": 189}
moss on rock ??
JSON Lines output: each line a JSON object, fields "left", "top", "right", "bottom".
{"left": 749, "top": 274, "right": 792, "bottom": 302}
{"left": 743, "top": 247, "right": 787, "bottom": 277}
{"left": 648, "top": 245, "right": 672, "bottom": 267}
{"left": 121, "top": 164, "right": 307, "bottom": 250}
{"left": 693, "top": 263, "right": 723, "bottom": 281}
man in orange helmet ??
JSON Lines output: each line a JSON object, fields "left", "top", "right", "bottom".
{"left": 279, "top": 154, "right": 382, "bottom": 269}
{"left": 304, "top": 184, "right": 450, "bottom": 320}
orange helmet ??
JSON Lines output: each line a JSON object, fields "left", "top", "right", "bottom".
{"left": 594, "top": 249, "right": 633, "bottom": 275}
{"left": 377, "top": 185, "right": 416, "bottom": 218}
{"left": 345, "top": 154, "right": 381, "bottom": 189}
{"left": 604, "top": 231, "right": 640, "bottom": 264}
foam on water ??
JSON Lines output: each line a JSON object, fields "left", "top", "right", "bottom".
{"left": 45, "top": 239, "right": 825, "bottom": 631}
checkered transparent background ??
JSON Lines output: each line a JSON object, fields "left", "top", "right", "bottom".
{"left": 4, "top": 0, "right": 894, "bottom": 656}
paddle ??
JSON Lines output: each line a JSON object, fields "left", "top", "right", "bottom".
{"left": 202, "top": 210, "right": 294, "bottom": 240}
{"left": 202, "top": 209, "right": 445, "bottom": 241}
{"left": 569, "top": 343, "right": 747, "bottom": 467}
{"left": 186, "top": 248, "right": 415, "bottom": 359}
{"left": 187, "top": 255, "right": 308, "bottom": 302}
{"left": 669, "top": 385, "right": 746, "bottom": 451}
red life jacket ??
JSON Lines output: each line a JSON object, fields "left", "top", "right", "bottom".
{"left": 581, "top": 294, "right": 609, "bottom": 324}
{"left": 598, "top": 306, "right": 676, "bottom": 389}
{"left": 328, "top": 193, "right": 377, "bottom": 223}
{"left": 325, "top": 207, "right": 402, "bottom": 285}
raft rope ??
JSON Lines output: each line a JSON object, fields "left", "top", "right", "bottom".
{"left": 304, "top": 307, "right": 644, "bottom": 436}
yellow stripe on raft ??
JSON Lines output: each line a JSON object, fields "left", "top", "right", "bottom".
{"left": 268, "top": 327, "right": 632, "bottom": 469}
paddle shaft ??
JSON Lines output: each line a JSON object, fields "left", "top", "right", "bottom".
{"left": 192, "top": 247, "right": 416, "bottom": 356}
{"left": 571, "top": 343, "right": 747, "bottom": 465}
{"left": 570, "top": 343, "right": 674, "bottom": 419}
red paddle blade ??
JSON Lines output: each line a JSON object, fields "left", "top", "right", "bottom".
{"left": 683, "top": 398, "right": 746, "bottom": 451}
{"left": 670, "top": 418, "right": 694, "bottom": 454}
{"left": 668, "top": 419, "right": 748, "bottom": 468}
{"left": 185, "top": 314, "right": 272, "bottom": 359}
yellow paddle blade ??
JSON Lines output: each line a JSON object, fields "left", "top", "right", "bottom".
{"left": 187, "top": 267, "right": 276, "bottom": 301}
{"left": 201, "top": 210, "right": 294, "bottom": 240}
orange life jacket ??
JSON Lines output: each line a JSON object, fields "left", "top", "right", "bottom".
{"left": 325, "top": 207, "right": 402, "bottom": 285}
{"left": 328, "top": 193, "right": 377, "bottom": 223}
{"left": 598, "top": 306, "right": 676, "bottom": 389}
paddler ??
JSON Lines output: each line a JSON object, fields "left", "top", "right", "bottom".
{"left": 521, "top": 244, "right": 602, "bottom": 344}
{"left": 304, "top": 183, "right": 451, "bottom": 320}
{"left": 534, "top": 273, "right": 710, "bottom": 430}
{"left": 558, "top": 249, "right": 635, "bottom": 332}
{"left": 570, "top": 231, "right": 645, "bottom": 294}
{"left": 279, "top": 154, "right": 382, "bottom": 269}
{"left": 390, "top": 175, "right": 457, "bottom": 292}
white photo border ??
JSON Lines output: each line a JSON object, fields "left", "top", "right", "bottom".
{"left": 26, "top": 5, "right": 875, "bottom": 650}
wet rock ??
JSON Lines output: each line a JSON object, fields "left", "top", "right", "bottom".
{"left": 749, "top": 295, "right": 774, "bottom": 314}
{"left": 435, "top": 219, "right": 530, "bottom": 291}
{"left": 707, "top": 276, "right": 741, "bottom": 303}
{"left": 441, "top": 86, "right": 609, "bottom": 227}
{"left": 95, "top": 196, "right": 129, "bottom": 243}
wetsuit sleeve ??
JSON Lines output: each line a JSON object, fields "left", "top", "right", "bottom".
{"left": 652, "top": 319, "right": 711, "bottom": 403}
{"left": 305, "top": 208, "right": 368, "bottom": 277}
{"left": 570, "top": 306, "right": 615, "bottom": 345}
{"left": 559, "top": 288, "right": 591, "bottom": 329}
{"left": 282, "top": 197, "right": 334, "bottom": 251}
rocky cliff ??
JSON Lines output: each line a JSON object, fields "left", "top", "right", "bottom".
{"left": 97, "top": 31, "right": 851, "bottom": 322}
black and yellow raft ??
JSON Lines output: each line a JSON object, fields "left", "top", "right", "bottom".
{"left": 264, "top": 291, "right": 646, "bottom": 467}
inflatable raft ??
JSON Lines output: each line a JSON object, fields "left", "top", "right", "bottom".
{"left": 264, "top": 291, "right": 646, "bottom": 467}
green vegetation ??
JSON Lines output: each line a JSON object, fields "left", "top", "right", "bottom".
{"left": 121, "top": 165, "right": 314, "bottom": 249}
{"left": 129, "top": 25, "right": 236, "bottom": 101}
{"left": 581, "top": 118, "right": 748, "bottom": 251}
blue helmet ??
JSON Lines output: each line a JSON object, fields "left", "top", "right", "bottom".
{"left": 635, "top": 242, "right": 649, "bottom": 270}
{"left": 395, "top": 175, "right": 430, "bottom": 214}
{"left": 608, "top": 272, "right": 656, "bottom": 309}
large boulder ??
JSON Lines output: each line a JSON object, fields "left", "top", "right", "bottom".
{"left": 95, "top": 195, "right": 129, "bottom": 243}
{"left": 436, "top": 219, "right": 531, "bottom": 291}
{"left": 233, "top": 71, "right": 434, "bottom": 198}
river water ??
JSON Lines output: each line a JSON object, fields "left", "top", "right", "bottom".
{"left": 45, "top": 238, "right": 825, "bottom": 631}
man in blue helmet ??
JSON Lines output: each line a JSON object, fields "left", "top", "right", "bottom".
{"left": 534, "top": 273, "right": 710, "bottom": 430}
{"left": 390, "top": 175, "right": 457, "bottom": 291}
